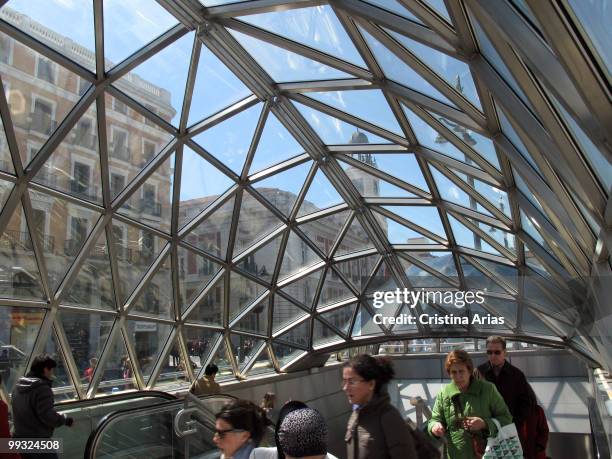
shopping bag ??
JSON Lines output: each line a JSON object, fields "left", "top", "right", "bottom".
{"left": 482, "top": 418, "right": 523, "bottom": 459}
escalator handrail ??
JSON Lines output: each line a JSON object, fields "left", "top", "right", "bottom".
{"left": 55, "top": 389, "right": 177, "bottom": 411}
{"left": 84, "top": 394, "right": 237, "bottom": 459}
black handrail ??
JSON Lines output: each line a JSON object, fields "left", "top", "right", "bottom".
{"left": 84, "top": 394, "right": 237, "bottom": 459}
{"left": 55, "top": 389, "right": 176, "bottom": 411}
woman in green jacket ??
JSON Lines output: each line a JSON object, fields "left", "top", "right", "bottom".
{"left": 428, "top": 350, "right": 512, "bottom": 459}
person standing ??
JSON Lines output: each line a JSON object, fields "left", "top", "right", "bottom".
{"left": 11, "top": 355, "right": 74, "bottom": 459}
{"left": 429, "top": 350, "right": 513, "bottom": 459}
{"left": 190, "top": 363, "right": 221, "bottom": 396}
{"left": 343, "top": 354, "right": 417, "bottom": 459}
{"left": 477, "top": 336, "right": 536, "bottom": 455}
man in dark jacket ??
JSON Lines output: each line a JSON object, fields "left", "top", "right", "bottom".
{"left": 477, "top": 336, "right": 536, "bottom": 455}
{"left": 11, "top": 354, "right": 74, "bottom": 458}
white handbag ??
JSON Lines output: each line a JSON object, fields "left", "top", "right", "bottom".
{"left": 482, "top": 418, "right": 523, "bottom": 459}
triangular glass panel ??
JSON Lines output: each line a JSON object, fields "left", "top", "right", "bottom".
{"left": 278, "top": 232, "right": 324, "bottom": 280}
{"left": 184, "top": 196, "right": 235, "bottom": 259}
{"left": 0, "top": 116, "right": 14, "bottom": 174}
{"left": 399, "top": 256, "right": 453, "bottom": 287}
{"left": 208, "top": 339, "right": 234, "bottom": 381}
{"left": 449, "top": 215, "right": 501, "bottom": 255}
{"left": 523, "top": 270, "right": 575, "bottom": 321}
{"left": 389, "top": 31, "right": 479, "bottom": 109}
{"left": 111, "top": 220, "right": 165, "bottom": 304}
{"left": 183, "top": 326, "right": 221, "bottom": 370}
{"left": 521, "top": 308, "right": 557, "bottom": 337}
{"left": 427, "top": 111, "right": 500, "bottom": 169}
{"left": 335, "top": 219, "right": 375, "bottom": 257}
{"left": 32, "top": 102, "right": 102, "bottom": 203}
{"left": 0, "top": 204, "right": 44, "bottom": 300}
{"left": 365, "top": 260, "right": 397, "bottom": 293}
{"left": 524, "top": 245, "right": 552, "bottom": 279}
{"left": 246, "top": 345, "right": 275, "bottom": 376}
{"left": 359, "top": 27, "right": 456, "bottom": 106}
{"left": 253, "top": 161, "right": 312, "bottom": 216}
{"left": 96, "top": 326, "right": 137, "bottom": 394}
{"left": 520, "top": 210, "right": 554, "bottom": 253}
{"left": 352, "top": 304, "right": 386, "bottom": 336}
{"left": 241, "top": 6, "right": 367, "bottom": 67}
{"left": 339, "top": 162, "right": 417, "bottom": 197}
{"left": 249, "top": 113, "right": 304, "bottom": 174}
{"left": 431, "top": 167, "right": 493, "bottom": 216}
{"left": 229, "top": 29, "right": 354, "bottom": 82}
{"left": 383, "top": 216, "right": 438, "bottom": 245}
{"left": 229, "top": 271, "right": 267, "bottom": 322}
{"left": 319, "top": 302, "right": 358, "bottom": 335}
{"left": 496, "top": 105, "right": 543, "bottom": 175}
{"left": 272, "top": 341, "right": 307, "bottom": 368}
{"left": 105, "top": 94, "right": 174, "bottom": 200}
{"left": 103, "top": 0, "right": 178, "bottom": 70}
{"left": 466, "top": 218, "right": 516, "bottom": 255}
{"left": 389, "top": 304, "right": 418, "bottom": 332}
{"left": 460, "top": 257, "right": 508, "bottom": 294}
{"left": 44, "top": 328, "right": 77, "bottom": 401}
{"left": 273, "top": 296, "right": 310, "bottom": 332}
{"left": 276, "top": 318, "right": 311, "bottom": 348}
{"left": 342, "top": 153, "right": 430, "bottom": 192}
{"left": 155, "top": 338, "right": 189, "bottom": 390}
{"left": 298, "top": 169, "right": 344, "bottom": 217}
{"left": 482, "top": 297, "right": 518, "bottom": 326}
{"left": 294, "top": 102, "right": 392, "bottom": 145}
{"left": 131, "top": 256, "right": 174, "bottom": 319}
{"left": 473, "top": 258, "right": 518, "bottom": 292}
{"left": 405, "top": 251, "right": 458, "bottom": 283}
{"left": 28, "top": 189, "right": 100, "bottom": 294}
{"left": 184, "top": 276, "right": 224, "bottom": 326}
{"left": 237, "top": 234, "right": 282, "bottom": 283}
{"left": 403, "top": 105, "right": 479, "bottom": 165}
{"left": 233, "top": 299, "right": 269, "bottom": 335}
{"left": 333, "top": 254, "right": 379, "bottom": 292}
{"left": 449, "top": 169, "right": 510, "bottom": 218}
{"left": 113, "top": 32, "right": 193, "bottom": 126}
{"left": 279, "top": 269, "right": 323, "bottom": 309}
{"left": 125, "top": 320, "right": 173, "bottom": 382}
{"left": 382, "top": 206, "right": 446, "bottom": 239}
{"left": 366, "top": 295, "right": 400, "bottom": 326}
{"left": 179, "top": 146, "right": 235, "bottom": 228}
{"left": 313, "top": 318, "right": 345, "bottom": 347}
{"left": 193, "top": 103, "right": 262, "bottom": 174}
{"left": 366, "top": 0, "right": 425, "bottom": 23}
{"left": 469, "top": 303, "right": 511, "bottom": 331}
{"left": 306, "top": 90, "right": 403, "bottom": 135}
{"left": 6, "top": 0, "right": 96, "bottom": 71}
{"left": 62, "top": 230, "right": 115, "bottom": 310}
{"left": 230, "top": 334, "right": 265, "bottom": 372}
{"left": 234, "top": 191, "right": 284, "bottom": 256}
{"left": 318, "top": 268, "right": 357, "bottom": 308}
{"left": 300, "top": 210, "right": 350, "bottom": 256}
{"left": 424, "top": 0, "right": 452, "bottom": 22}
{"left": 188, "top": 45, "right": 252, "bottom": 126}
{"left": 177, "top": 246, "right": 222, "bottom": 313}
{"left": 118, "top": 153, "right": 174, "bottom": 234}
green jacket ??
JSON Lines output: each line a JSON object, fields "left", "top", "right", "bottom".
{"left": 427, "top": 379, "right": 512, "bottom": 459}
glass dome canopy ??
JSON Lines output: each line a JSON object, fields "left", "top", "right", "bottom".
{"left": 0, "top": 0, "right": 609, "bottom": 398}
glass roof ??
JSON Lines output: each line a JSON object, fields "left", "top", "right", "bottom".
{"left": 0, "top": 0, "right": 609, "bottom": 397}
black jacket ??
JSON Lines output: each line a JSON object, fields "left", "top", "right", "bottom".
{"left": 11, "top": 374, "right": 68, "bottom": 438}
{"left": 477, "top": 360, "right": 536, "bottom": 425}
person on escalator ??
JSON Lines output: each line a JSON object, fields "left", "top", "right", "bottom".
{"left": 10, "top": 355, "right": 74, "bottom": 459}
{"left": 190, "top": 363, "right": 221, "bottom": 396}
{"left": 214, "top": 399, "right": 268, "bottom": 459}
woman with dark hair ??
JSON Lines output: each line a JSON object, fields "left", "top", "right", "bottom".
{"left": 214, "top": 399, "right": 269, "bottom": 458}
{"left": 343, "top": 354, "right": 417, "bottom": 458}
{"left": 428, "top": 350, "right": 512, "bottom": 459}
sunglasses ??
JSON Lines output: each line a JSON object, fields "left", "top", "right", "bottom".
{"left": 214, "top": 428, "right": 246, "bottom": 439}
{"left": 486, "top": 350, "right": 503, "bottom": 355}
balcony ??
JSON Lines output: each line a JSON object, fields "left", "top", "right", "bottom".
{"left": 70, "top": 179, "right": 99, "bottom": 201}
{"left": 29, "top": 112, "right": 57, "bottom": 135}
{"left": 74, "top": 132, "right": 98, "bottom": 150}
{"left": 139, "top": 199, "right": 162, "bottom": 217}
{"left": 110, "top": 142, "right": 130, "bottom": 162}
{"left": 2, "top": 230, "right": 55, "bottom": 252}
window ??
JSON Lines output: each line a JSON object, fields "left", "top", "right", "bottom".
{"left": 72, "top": 162, "right": 92, "bottom": 198}
{"left": 112, "top": 224, "right": 126, "bottom": 257}
{"left": 0, "top": 33, "right": 12, "bottom": 65}
{"left": 75, "top": 118, "right": 96, "bottom": 149}
{"left": 67, "top": 217, "right": 89, "bottom": 256}
{"left": 32, "top": 98, "right": 55, "bottom": 135}
{"left": 110, "top": 173, "right": 126, "bottom": 196}
{"left": 141, "top": 231, "right": 155, "bottom": 261}
{"left": 113, "top": 98, "right": 128, "bottom": 115}
{"left": 141, "top": 183, "right": 158, "bottom": 215}
{"left": 142, "top": 140, "right": 156, "bottom": 164}
{"left": 110, "top": 127, "right": 129, "bottom": 161}
{"left": 36, "top": 56, "right": 56, "bottom": 84}
{"left": 77, "top": 77, "right": 90, "bottom": 96}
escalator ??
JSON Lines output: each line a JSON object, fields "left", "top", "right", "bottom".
{"left": 54, "top": 390, "right": 177, "bottom": 458}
